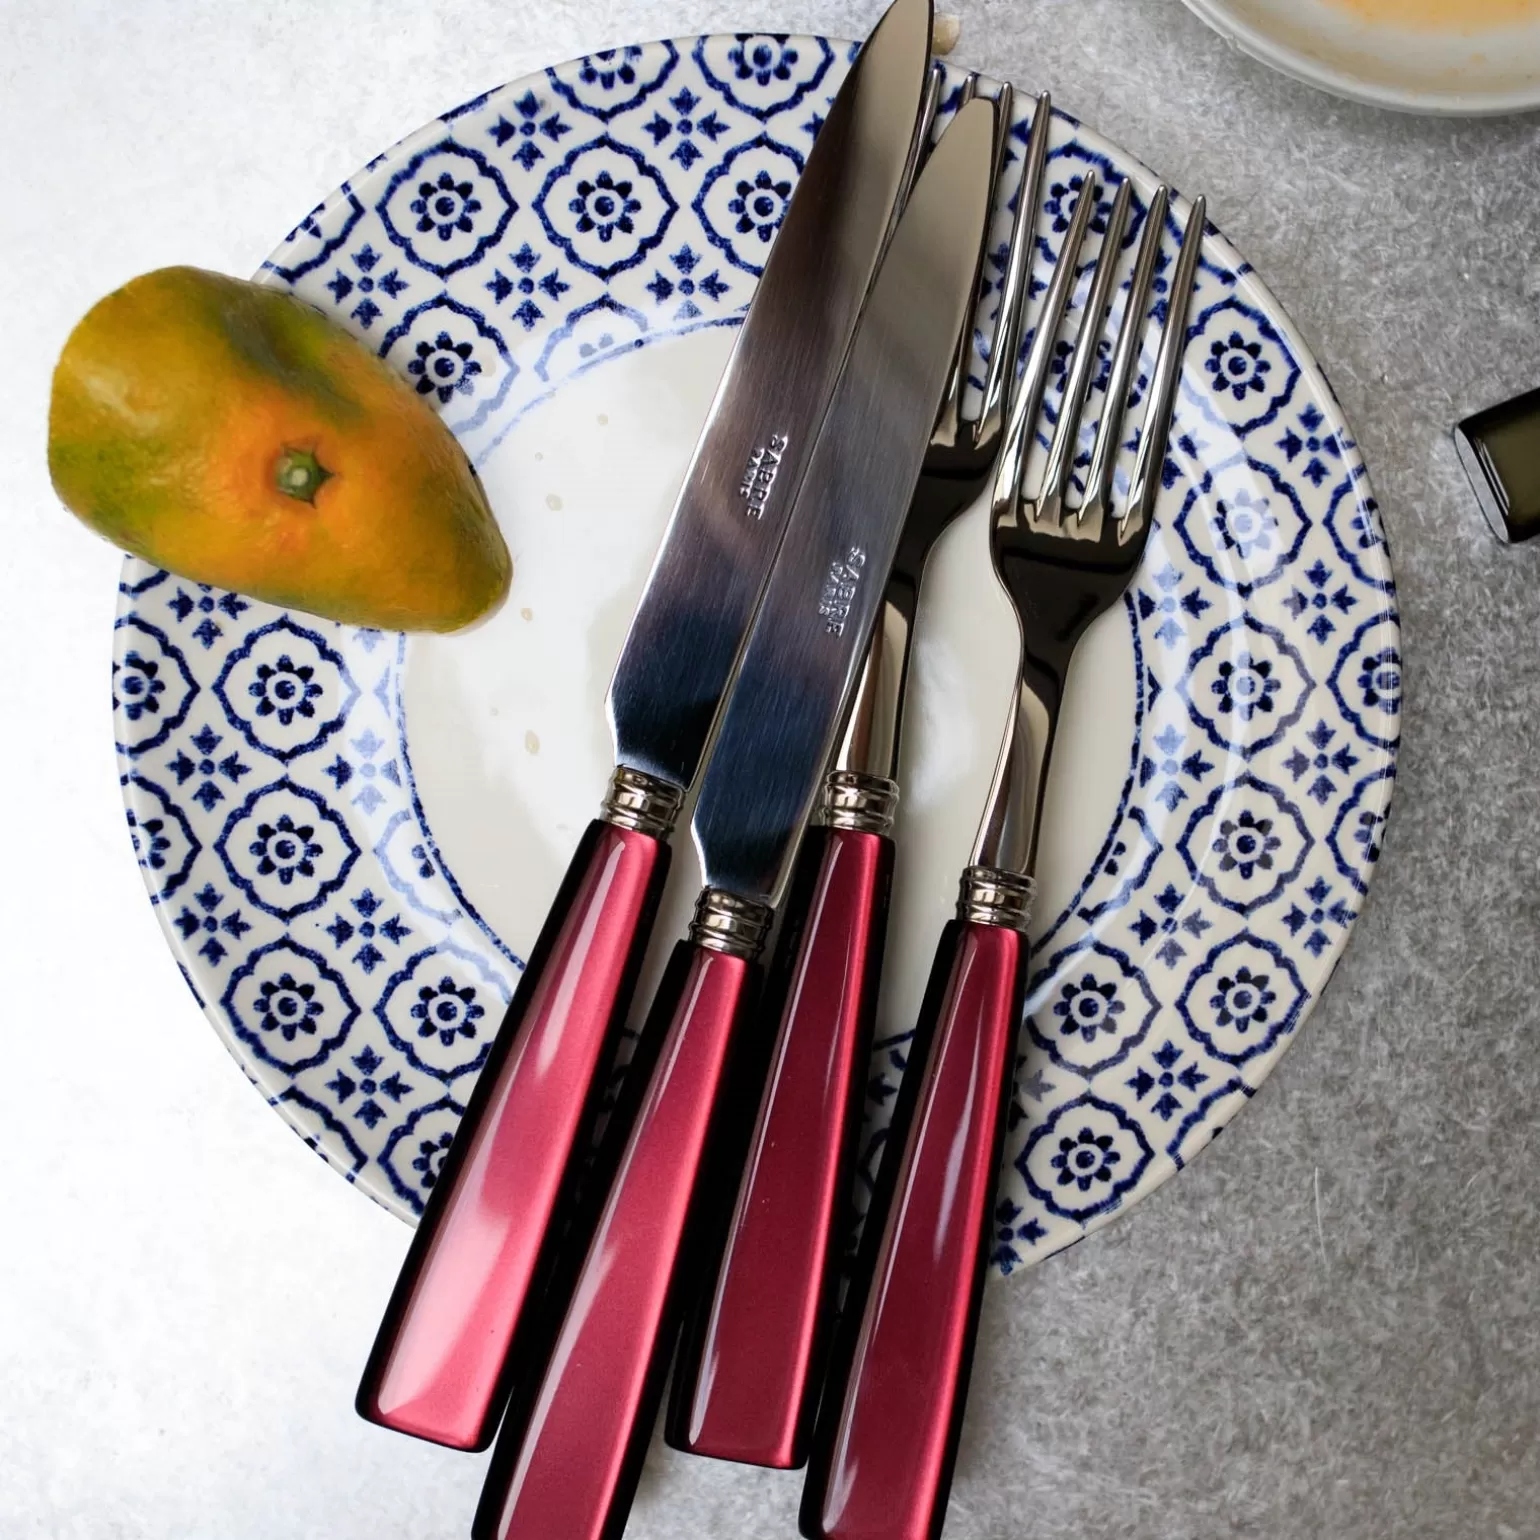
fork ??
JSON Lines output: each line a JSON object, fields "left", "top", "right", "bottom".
{"left": 664, "top": 76, "right": 1049, "bottom": 1472}
{"left": 800, "top": 176, "right": 1208, "bottom": 1540}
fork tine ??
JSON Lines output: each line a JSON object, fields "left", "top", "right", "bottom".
{"left": 1121, "top": 194, "right": 1206, "bottom": 537}
{"left": 975, "top": 91, "right": 1051, "bottom": 447}
{"left": 930, "top": 71, "right": 992, "bottom": 444}
{"left": 1036, "top": 177, "right": 1133, "bottom": 529}
{"left": 1081, "top": 185, "right": 1169, "bottom": 524}
{"left": 982, "top": 80, "right": 1014, "bottom": 225}
{"left": 992, "top": 172, "right": 1101, "bottom": 516}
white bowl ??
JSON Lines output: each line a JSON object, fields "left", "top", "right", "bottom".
{"left": 1181, "top": 0, "right": 1540, "bottom": 114}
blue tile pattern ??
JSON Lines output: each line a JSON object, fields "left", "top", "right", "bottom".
{"left": 113, "top": 41, "right": 1398, "bottom": 1263}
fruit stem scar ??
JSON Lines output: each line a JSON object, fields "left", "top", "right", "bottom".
{"left": 275, "top": 446, "right": 333, "bottom": 503}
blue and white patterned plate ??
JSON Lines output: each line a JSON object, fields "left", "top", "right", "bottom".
{"left": 112, "top": 37, "right": 1399, "bottom": 1279}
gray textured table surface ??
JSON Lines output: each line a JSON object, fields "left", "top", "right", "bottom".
{"left": 4, "top": 3, "right": 1538, "bottom": 1537}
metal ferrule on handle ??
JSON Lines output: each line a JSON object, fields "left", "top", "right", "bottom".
{"left": 822, "top": 769, "right": 899, "bottom": 834}
{"left": 473, "top": 888, "right": 771, "bottom": 1540}
{"left": 955, "top": 864, "right": 1035, "bottom": 930}
{"left": 355, "top": 766, "right": 680, "bottom": 1451}
{"left": 601, "top": 763, "right": 686, "bottom": 838}
{"left": 688, "top": 887, "right": 776, "bottom": 958}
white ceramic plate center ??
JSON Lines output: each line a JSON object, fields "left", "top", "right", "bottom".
{"left": 401, "top": 329, "right": 1138, "bottom": 1050}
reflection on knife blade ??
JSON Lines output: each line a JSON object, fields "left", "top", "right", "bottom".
{"left": 690, "top": 97, "right": 997, "bottom": 913}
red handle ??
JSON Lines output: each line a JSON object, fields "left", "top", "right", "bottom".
{"left": 801, "top": 919, "right": 1027, "bottom": 1540}
{"left": 474, "top": 938, "right": 761, "bottom": 1540}
{"left": 668, "top": 825, "right": 893, "bottom": 1469}
{"left": 356, "top": 818, "right": 670, "bottom": 1451}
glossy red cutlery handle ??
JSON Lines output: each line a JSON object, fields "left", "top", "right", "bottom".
{"left": 356, "top": 816, "right": 671, "bottom": 1451}
{"left": 474, "top": 935, "right": 762, "bottom": 1540}
{"left": 802, "top": 918, "right": 1028, "bottom": 1540}
{"left": 668, "top": 825, "right": 894, "bottom": 1468}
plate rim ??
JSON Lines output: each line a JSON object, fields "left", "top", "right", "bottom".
{"left": 110, "top": 33, "right": 1402, "bottom": 1271}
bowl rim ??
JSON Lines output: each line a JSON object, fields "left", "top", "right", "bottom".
{"left": 1179, "top": 0, "right": 1540, "bottom": 116}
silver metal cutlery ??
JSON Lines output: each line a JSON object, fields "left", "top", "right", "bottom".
{"left": 355, "top": 0, "right": 936, "bottom": 1457}
{"left": 348, "top": 7, "right": 1213, "bottom": 1538}
{"left": 801, "top": 175, "right": 1208, "bottom": 1540}
{"left": 664, "top": 77, "right": 1050, "bottom": 1474}
{"left": 471, "top": 87, "right": 999, "bottom": 1540}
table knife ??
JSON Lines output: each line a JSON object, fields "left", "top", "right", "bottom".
{"left": 353, "top": 0, "right": 935, "bottom": 1454}
{"left": 470, "top": 94, "right": 997, "bottom": 1540}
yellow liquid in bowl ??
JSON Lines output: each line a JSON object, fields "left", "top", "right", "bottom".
{"left": 1325, "top": 0, "right": 1540, "bottom": 28}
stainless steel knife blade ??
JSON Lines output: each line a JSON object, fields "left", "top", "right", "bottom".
{"left": 690, "top": 95, "right": 997, "bottom": 906}
{"left": 606, "top": 0, "right": 933, "bottom": 791}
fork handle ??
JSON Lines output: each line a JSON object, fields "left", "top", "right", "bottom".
{"left": 357, "top": 776, "right": 678, "bottom": 1452}
{"left": 801, "top": 899, "right": 1029, "bottom": 1540}
{"left": 474, "top": 914, "right": 767, "bottom": 1540}
{"left": 668, "top": 812, "right": 895, "bottom": 1469}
